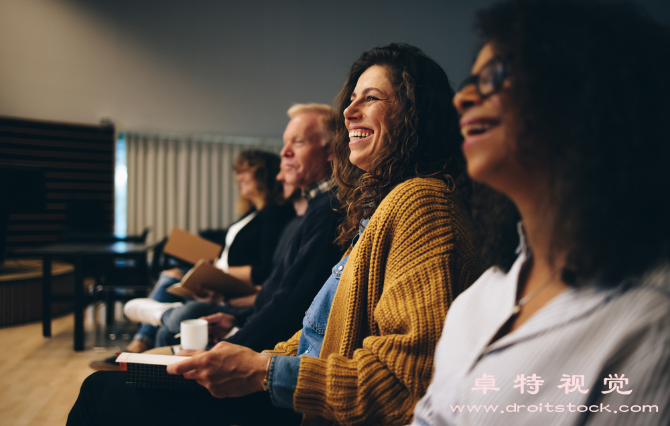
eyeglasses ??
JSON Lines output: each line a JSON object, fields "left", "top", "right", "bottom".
{"left": 457, "top": 56, "right": 508, "bottom": 98}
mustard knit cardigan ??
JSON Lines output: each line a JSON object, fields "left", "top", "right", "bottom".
{"left": 266, "top": 177, "right": 484, "bottom": 426}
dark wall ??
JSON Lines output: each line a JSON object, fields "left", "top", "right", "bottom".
{"left": 0, "top": 116, "right": 115, "bottom": 254}
{"left": 1, "top": 0, "right": 668, "bottom": 137}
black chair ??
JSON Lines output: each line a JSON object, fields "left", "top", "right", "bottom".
{"left": 97, "top": 231, "right": 154, "bottom": 327}
{"left": 98, "top": 228, "right": 225, "bottom": 330}
{"left": 59, "top": 198, "right": 151, "bottom": 297}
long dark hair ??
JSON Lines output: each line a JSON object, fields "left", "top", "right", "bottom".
{"left": 473, "top": 0, "right": 670, "bottom": 282}
{"left": 234, "top": 149, "right": 283, "bottom": 214}
{"left": 332, "top": 43, "right": 469, "bottom": 247}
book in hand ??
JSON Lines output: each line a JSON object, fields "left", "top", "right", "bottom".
{"left": 167, "top": 259, "right": 258, "bottom": 300}
{"left": 163, "top": 227, "right": 222, "bottom": 266}
{"left": 116, "top": 352, "right": 201, "bottom": 391}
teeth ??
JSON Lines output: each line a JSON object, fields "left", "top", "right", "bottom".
{"left": 348, "top": 130, "right": 373, "bottom": 139}
{"left": 461, "top": 122, "right": 494, "bottom": 138}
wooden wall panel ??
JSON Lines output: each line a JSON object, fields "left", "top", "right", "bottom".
{"left": 0, "top": 259, "right": 74, "bottom": 326}
{"left": 0, "top": 116, "right": 115, "bottom": 255}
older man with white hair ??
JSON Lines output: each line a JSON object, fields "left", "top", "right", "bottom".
{"left": 90, "top": 104, "right": 342, "bottom": 370}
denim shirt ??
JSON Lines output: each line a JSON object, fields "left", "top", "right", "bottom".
{"left": 268, "top": 255, "right": 349, "bottom": 408}
{"left": 268, "top": 220, "right": 367, "bottom": 409}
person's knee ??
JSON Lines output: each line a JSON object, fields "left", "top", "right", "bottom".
{"left": 80, "top": 371, "right": 108, "bottom": 393}
{"left": 72, "top": 372, "right": 114, "bottom": 413}
{"left": 156, "top": 326, "right": 178, "bottom": 347}
{"left": 155, "top": 273, "right": 179, "bottom": 289}
{"left": 84, "top": 371, "right": 126, "bottom": 392}
{"left": 69, "top": 371, "right": 130, "bottom": 426}
{"left": 163, "top": 303, "right": 214, "bottom": 332}
{"left": 162, "top": 307, "right": 186, "bottom": 332}
{"left": 148, "top": 273, "right": 183, "bottom": 303}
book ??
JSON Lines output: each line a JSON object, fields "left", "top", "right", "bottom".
{"left": 167, "top": 259, "right": 257, "bottom": 299}
{"left": 116, "top": 352, "right": 201, "bottom": 391}
{"left": 163, "top": 227, "right": 222, "bottom": 266}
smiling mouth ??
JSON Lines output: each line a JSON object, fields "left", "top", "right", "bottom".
{"left": 461, "top": 121, "right": 498, "bottom": 138}
{"left": 349, "top": 129, "right": 373, "bottom": 141}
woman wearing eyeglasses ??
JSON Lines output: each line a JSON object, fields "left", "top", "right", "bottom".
{"left": 412, "top": 0, "right": 670, "bottom": 425}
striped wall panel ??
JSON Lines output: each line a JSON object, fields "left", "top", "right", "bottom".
{"left": 0, "top": 116, "right": 115, "bottom": 255}
{"left": 125, "top": 132, "right": 282, "bottom": 244}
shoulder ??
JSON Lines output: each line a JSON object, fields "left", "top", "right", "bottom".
{"left": 633, "top": 262, "right": 670, "bottom": 301}
{"left": 304, "top": 190, "right": 340, "bottom": 219}
{"left": 257, "top": 203, "right": 294, "bottom": 221}
{"left": 263, "top": 202, "right": 294, "bottom": 217}
{"left": 297, "top": 192, "right": 341, "bottom": 239}
{"left": 362, "top": 178, "right": 474, "bottom": 264}
{"left": 381, "top": 177, "right": 461, "bottom": 210}
{"left": 386, "top": 176, "right": 453, "bottom": 200}
{"left": 256, "top": 203, "right": 282, "bottom": 216}
{"left": 374, "top": 177, "right": 467, "bottom": 227}
{"left": 608, "top": 264, "right": 670, "bottom": 331}
{"left": 450, "top": 265, "right": 513, "bottom": 310}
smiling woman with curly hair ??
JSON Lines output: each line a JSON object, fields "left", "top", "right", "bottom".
{"left": 331, "top": 44, "right": 472, "bottom": 248}
{"left": 68, "top": 43, "right": 485, "bottom": 426}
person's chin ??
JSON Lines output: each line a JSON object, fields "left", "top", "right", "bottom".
{"left": 466, "top": 158, "right": 505, "bottom": 188}
{"left": 349, "top": 151, "right": 365, "bottom": 168}
{"left": 285, "top": 178, "right": 304, "bottom": 189}
{"left": 350, "top": 160, "right": 369, "bottom": 171}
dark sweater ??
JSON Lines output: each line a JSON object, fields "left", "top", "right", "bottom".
{"left": 226, "top": 190, "right": 344, "bottom": 352}
{"left": 271, "top": 215, "right": 304, "bottom": 271}
{"left": 220, "top": 203, "right": 295, "bottom": 285}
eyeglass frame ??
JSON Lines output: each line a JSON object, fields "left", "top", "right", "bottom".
{"left": 457, "top": 56, "right": 508, "bottom": 99}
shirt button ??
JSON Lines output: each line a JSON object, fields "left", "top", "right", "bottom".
{"left": 338, "top": 265, "right": 343, "bottom": 271}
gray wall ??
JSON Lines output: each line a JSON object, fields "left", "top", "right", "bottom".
{"left": 1, "top": 0, "right": 669, "bottom": 138}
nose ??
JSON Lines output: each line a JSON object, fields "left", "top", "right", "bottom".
{"left": 453, "top": 84, "right": 480, "bottom": 115}
{"left": 343, "top": 100, "right": 361, "bottom": 124}
{"left": 280, "top": 144, "right": 293, "bottom": 158}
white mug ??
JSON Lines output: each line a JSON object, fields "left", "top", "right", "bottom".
{"left": 180, "top": 319, "right": 208, "bottom": 350}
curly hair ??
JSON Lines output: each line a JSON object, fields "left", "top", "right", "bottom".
{"left": 332, "top": 43, "right": 469, "bottom": 247}
{"left": 234, "top": 149, "right": 283, "bottom": 214}
{"left": 472, "top": 0, "right": 670, "bottom": 282}
{"left": 471, "top": 185, "right": 520, "bottom": 272}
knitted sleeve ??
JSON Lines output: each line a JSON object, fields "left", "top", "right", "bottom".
{"left": 293, "top": 178, "right": 480, "bottom": 425}
{"left": 265, "top": 330, "right": 303, "bottom": 357}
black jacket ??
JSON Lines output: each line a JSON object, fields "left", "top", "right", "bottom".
{"left": 226, "top": 190, "right": 345, "bottom": 352}
{"left": 213, "top": 203, "right": 295, "bottom": 286}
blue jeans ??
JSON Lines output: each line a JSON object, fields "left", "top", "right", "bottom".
{"left": 156, "top": 302, "right": 251, "bottom": 347}
{"left": 132, "top": 268, "right": 188, "bottom": 346}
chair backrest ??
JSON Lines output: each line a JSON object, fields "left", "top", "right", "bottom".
{"left": 122, "top": 227, "right": 150, "bottom": 243}
{"left": 150, "top": 237, "right": 168, "bottom": 280}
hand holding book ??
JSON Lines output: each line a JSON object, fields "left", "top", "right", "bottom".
{"left": 191, "top": 286, "right": 225, "bottom": 305}
{"left": 167, "top": 259, "right": 258, "bottom": 300}
{"left": 117, "top": 353, "right": 200, "bottom": 391}
{"left": 167, "top": 341, "right": 271, "bottom": 398}
{"left": 162, "top": 227, "right": 258, "bottom": 301}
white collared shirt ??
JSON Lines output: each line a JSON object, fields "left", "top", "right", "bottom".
{"left": 215, "top": 211, "right": 257, "bottom": 272}
{"left": 412, "top": 236, "right": 670, "bottom": 426}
